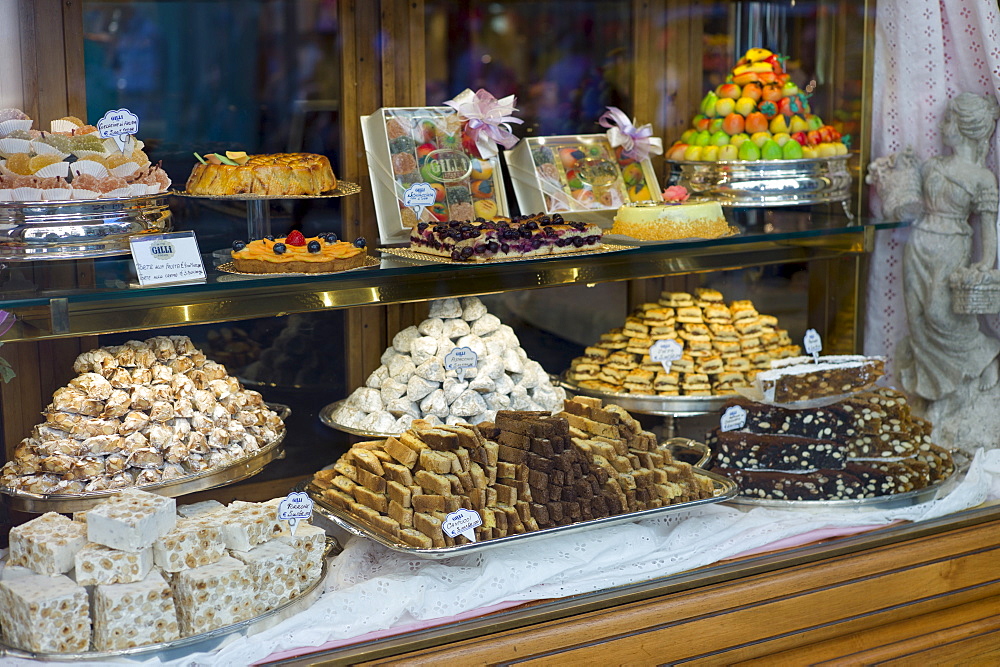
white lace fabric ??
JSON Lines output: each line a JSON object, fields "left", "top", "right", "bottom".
{"left": 14, "top": 449, "right": 996, "bottom": 667}
{"left": 866, "top": 0, "right": 1000, "bottom": 375}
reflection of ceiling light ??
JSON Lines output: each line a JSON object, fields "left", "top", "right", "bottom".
{"left": 481, "top": 55, "right": 492, "bottom": 64}
{"left": 490, "top": 15, "right": 509, "bottom": 34}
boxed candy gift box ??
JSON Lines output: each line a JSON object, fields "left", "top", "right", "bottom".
{"left": 362, "top": 107, "right": 510, "bottom": 244}
{"left": 504, "top": 134, "right": 662, "bottom": 228}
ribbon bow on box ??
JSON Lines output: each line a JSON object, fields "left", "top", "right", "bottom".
{"left": 444, "top": 88, "right": 523, "bottom": 159}
{"left": 598, "top": 106, "right": 663, "bottom": 162}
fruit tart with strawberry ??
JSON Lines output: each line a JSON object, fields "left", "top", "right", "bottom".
{"left": 230, "top": 230, "right": 368, "bottom": 274}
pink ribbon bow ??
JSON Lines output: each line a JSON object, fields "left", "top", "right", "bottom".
{"left": 598, "top": 106, "right": 663, "bottom": 162}
{"left": 444, "top": 88, "right": 523, "bottom": 159}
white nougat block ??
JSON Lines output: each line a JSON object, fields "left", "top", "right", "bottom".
{"left": 93, "top": 570, "right": 180, "bottom": 651}
{"left": 171, "top": 555, "right": 256, "bottom": 635}
{"left": 0, "top": 574, "right": 90, "bottom": 652}
{"left": 176, "top": 499, "right": 224, "bottom": 519}
{"left": 8, "top": 512, "right": 88, "bottom": 575}
{"left": 153, "top": 517, "right": 226, "bottom": 572}
{"left": 274, "top": 523, "right": 327, "bottom": 590}
{"left": 87, "top": 488, "right": 176, "bottom": 552}
{"left": 0, "top": 564, "right": 35, "bottom": 581}
{"left": 229, "top": 540, "right": 299, "bottom": 614}
{"left": 75, "top": 542, "right": 153, "bottom": 586}
{"left": 204, "top": 501, "right": 287, "bottom": 551}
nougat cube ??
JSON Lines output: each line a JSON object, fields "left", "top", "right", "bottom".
{"left": 87, "top": 488, "right": 176, "bottom": 552}
{"left": 274, "top": 523, "right": 327, "bottom": 590}
{"left": 8, "top": 512, "right": 88, "bottom": 575}
{"left": 230, "top": 540, "right": 300, "bottom": 614}
{"left": 203, "top": 501, "right": 287, "bottom": 551}
{"left": 153, "top": 517, "right": 226, "bottom": 573}
{"left": 93, "top": 570, "right": 180, "bottom": 650}
{"left": 0, "top": 564, "right": 35, "bottom": 581}
{"left": 171, "top": 555, "right": 256, "bottom": 635}
{"left": 176, "top": 499, "right": 225, "bottom": 519}
{"left": 74, "top": 542, "right": 153, "bottom": 586}
{"left": 0, "top": 574, "right": 90, "bottom": 652}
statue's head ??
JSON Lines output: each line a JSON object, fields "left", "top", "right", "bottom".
{"left": 943, "top": 93, "right": 1000, "bottom": 157}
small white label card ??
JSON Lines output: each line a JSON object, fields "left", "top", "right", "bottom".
{"left": 277, "top": 491, "right": 314, "bottom": 536}
{"left": 720, "top": 405, "right": 748, "bottom": 432}
{"left": 803, "top": 328, "right": 822, "bottom": 362}
{"left": 97, "top": 108, "right": 139, "bottom": 153}
{"left": 130, "top": 231, "right": 207, "bottom": 287}
{"left": 403, "top": 182, "right": 437, "bottom": 220}
{"left": 649, "top": 338, "right": 683, "bottom": 373}
{"left": 445, "top": 346, "right": 478, "bottom": 381}
{"left": 442, "top": 508, "right": 482, "bottom": 543}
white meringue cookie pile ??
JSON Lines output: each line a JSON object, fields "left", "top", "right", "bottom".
{"left": 332, "top": 297, "right": 566, "bottom": 434}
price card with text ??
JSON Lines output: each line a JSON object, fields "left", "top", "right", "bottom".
{"left": 130, "top": 232, "right": 207, "bottom": 287}
{"left": 442, "top": 508, "right": 482, "bottom": 543}
{"left": 720, "top": 405, "right": 748, "bottom": 432}
{"left": 445, "top": 346, "right": 478, "bottom": 380}
{"left": 804, "top": 328, "right": 822, "bottom": 362}
{"left": 403, "top": 182, "right": 436, "bottom": 221}
{"left": 97, "top": 108, "right": 139, "bottom": 153}
{"left": 649, "top": 339, "right": 683, "bottom": 373}
{"left": 278, "top": 491, "right": 314, "bottom": 536}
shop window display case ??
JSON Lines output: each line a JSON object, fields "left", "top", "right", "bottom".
{"left": 0, "top": 0, "right": 996, "bottom": 663}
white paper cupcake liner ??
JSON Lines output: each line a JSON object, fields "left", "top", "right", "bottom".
{"left": 71, "top": 149, "right": 107, "bottom": 160}
{"left": 71, "top": 160, "right": 111, "bottom": 178}
{"left": 0, "top": 119, "right": 33, "bottom": 137}
{"left": 41, "top": 188, "right": 73, "bottom": 201}
{"left": 50, "top": 119, "right": 80, "bottom": 134}
{"left": 71, "top": 188, "right": 99, "bottom": 200}
{"left": 30, "top": 141, "right": 70, "bottom": 159}
{"left": 111, "top": 161, "right": 140, "bottom": 178}
{"left": 125, "top": 183, "right": 147, "bottom": 197}
{"left": 10, "top": 187, "right": 42, "bottom": 202}
{"left": 0, "top": 138, "right": 31, "bottom": 156}
{"left": 0, "top": 189, "right": 12, "bottom": 202}
{"left": 32, "top": 161, "right": 70, "bottom": 178}
{"left": 102, "top": 186, "right": 131, "bottom": 199}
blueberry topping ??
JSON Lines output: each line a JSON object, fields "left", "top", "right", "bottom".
{"left": 264, "top": 235, "right": 275, "bottom": 241}
{"left": 460, "top": 246, "right": 474, "bottom": 259}
{"left": 500, "top": 243, "right": 510, "bottom": 253}
{"left": 586, "top": 235, "right": 598, "bottom": 245}
{"left": 451, "top": 250, "right": 463, "bottom": 261}
{"left": 416, "top": 222, "right": 428, "bottom": 232}
{"left": 555, "top": 238, "right": 569, "bottom": 247}
{"left": 525, "top": 221, "right": 538, "bottom": 231}
{"left": 572, "top": 236, "right": 585, "bottom": 247}
{"left": 530, "top": 238, "right": 543, "bottom": 249}
{"left": 552, "top": 214, "right": 564, "bottom": 223}
{"left": 353, "top": 237, "right": 367, "bottom": 248}
{"left": 543, "top": 226, "right": 554, "bottom": 235}
{"left": 232, "top": 240, "right": 246, "bottom": 251}
{"left": 307, "top": 240, "right": 321, "bottom": 253}
{"left": 273, "top": 243, "right": 287, "bottom": 254}
{"left": 487, "top": 241, "right": 500, "bottom": 253}
{"left": 474, "top": 244, "right": 486, "bottom": 254}
{"left": 519, "top": 227, "right": 532, "bottom": 239}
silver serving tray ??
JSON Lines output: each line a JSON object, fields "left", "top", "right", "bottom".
{"left": 560, "top": 372, "right": 730, "bottom": 417}
{"left": 1, "top": 430, "right": 286, "bottom": 514}
{"left": 665, "top": 155, "right": 852, "bottom": 207}
{"left": 171, "top": 180, "right": 362, "bottom": 200}
{"left": 723, "top": 455, "right": 967, "bottom": 513}
{"left": 0, "top": 540, "right": 332, "bottom": 662}
{"left": 319, "top": 399, "right": 399, "bottom": 438}
{"left": 307, "top": 467, "right": 737, "bottom": 560}
{"left": 0, "top": 193, "right": 172, "bottom": 260}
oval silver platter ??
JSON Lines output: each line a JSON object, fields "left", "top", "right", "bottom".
{"left": 319, "top": 399, "right": 400, "bottom": 438}
{"left": 665, "top": 154, "right": 852, "bottom": 207}
{"left": 0, "top": 541, "right": 330, "bottom": 662}
{"left": 1, "top": 430, "right": 286, "bottom": 514}
{"left": 723, "top": 455, "right": 967, "bottom": 513}
{"left": 309, "top": 468, "right": 735, "bottom": 560}
{"left": 0, "top": 193, "right": 172, "bottom": 260}
{"left": 559, "top": 372, "right": 729, "bottom": 417}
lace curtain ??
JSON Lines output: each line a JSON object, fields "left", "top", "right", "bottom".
{"left": 865, "top": 0, "right": 1000, "bottom": 379}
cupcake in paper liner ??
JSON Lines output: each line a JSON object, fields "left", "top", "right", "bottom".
{"left": 0, "top": 109, "right": 33, "bottom": 138}
{"left": 129, "top": 164, "right": 171, "bottom": 194}
{"left": 40, "top": 176, "right": 72, "bottom": 201}
{"left": 1, "top": 174, "right": 43, "bottom": 202}
{"left": 69, "top": 172, "right": 108, "bottom": 199}
{"left": 50, "top": 116, "right": 85, "bottom": 134}
{"left": 29, "top": 155, "right": 71, "bottom": 179}
{"left": 0, "top": 137, "right": 32, "bottom": 157}
{"left": 2, "top": 153, "right": 34, "bottom": 176}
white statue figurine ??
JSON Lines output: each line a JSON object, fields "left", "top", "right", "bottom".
{"left": 888, "top": 92, "right": 1000, "bottom": 452}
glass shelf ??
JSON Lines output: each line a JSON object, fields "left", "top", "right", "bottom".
{"left": 0, "top": 213, "right": 905, "bottom": 342}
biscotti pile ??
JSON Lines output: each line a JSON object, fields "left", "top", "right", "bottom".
{"left": 331, "top": 297, "right": 565, "bottom": 434}
{"left": 565, "top": 288, "right": 801, "bottom": 396}
{"left": 312, "top": 397, "right": 715, "bottom": 547}
{"left": 0, "top": 489, "right": 325, "bottom": 653}
{"left": 0, "top": 335, "right": 284, "bottom": 497}
{"left": 707, "top": 387, "right": 955, "bottom": 501}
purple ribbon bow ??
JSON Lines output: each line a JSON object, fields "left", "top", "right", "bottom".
{"left": 598, "top": 107, "right": 663, "bottom": 162}
{"left": 444, "top": 88, "right": 523, "bottom": 159}
{"left": 0, "top": 311, "right": 14, "bottom": 338}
